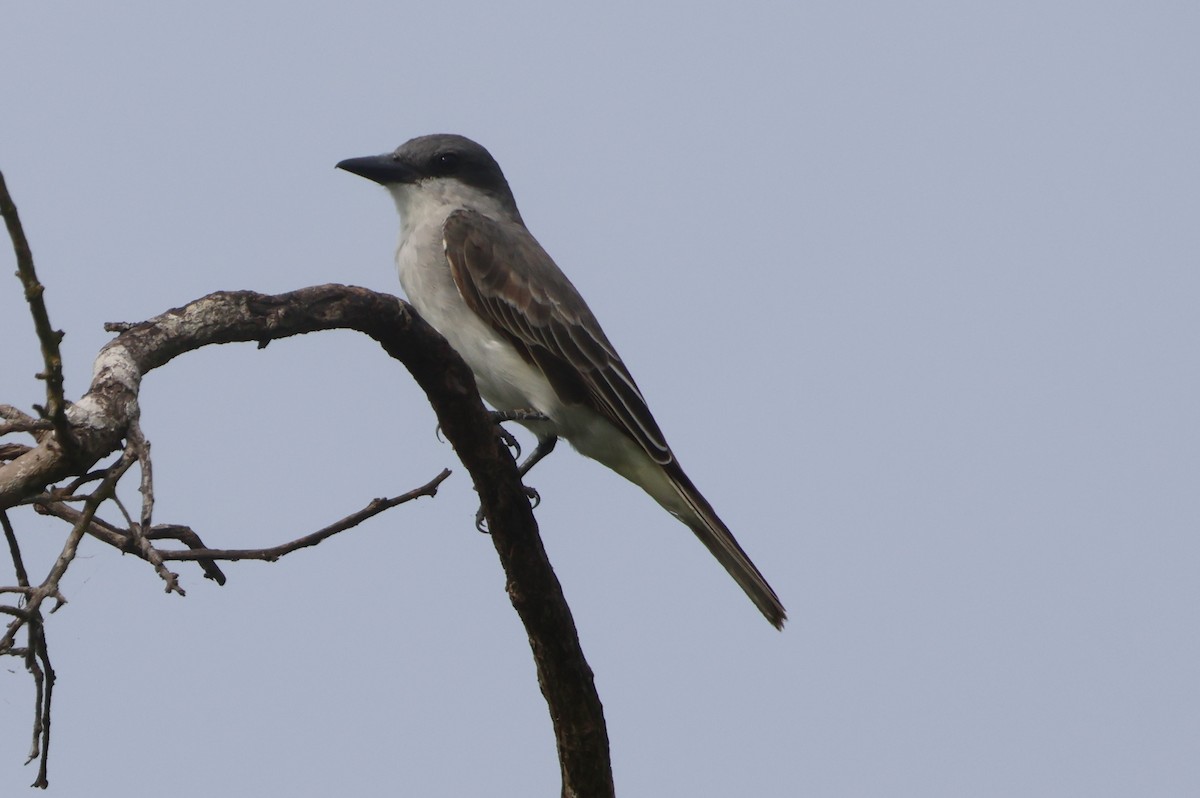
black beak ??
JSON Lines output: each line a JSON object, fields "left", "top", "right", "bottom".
{"left": 335, "top": 154, "right": 417, "bottom": 185}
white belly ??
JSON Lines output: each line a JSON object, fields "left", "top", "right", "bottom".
{"left": 395, "top": 223, "right": 564, "bottom": 421}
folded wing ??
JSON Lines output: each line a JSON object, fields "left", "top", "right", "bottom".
{"left": 442, "top": 209, "right": 672, "bottom": 466}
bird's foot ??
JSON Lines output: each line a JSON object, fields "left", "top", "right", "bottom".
{"left": 490, "top": 420, "right": 523, "bottom": 459}
{"left": 488, "top": 408, "right": 550, "bottom": 458}
{"left": 475, "top": 485, "right": 541, "bottom": 533}
{"left": 468, "top": 409, "right": 551, "bottom": 459}
{"left": 472, "top": 411, "right": 552, "bottom": 532}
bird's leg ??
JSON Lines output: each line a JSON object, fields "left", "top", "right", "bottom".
{"left": 475, "top": 416, "right": 557, "bottom": 534}
{"left": 488, "top": 408, "right": 549, "bottom": 425}
{"left": 517, "top": 434, "right": 558, "bottom": 479}
{"left": 508, "top": 434, "right": 559, "bottom": 515}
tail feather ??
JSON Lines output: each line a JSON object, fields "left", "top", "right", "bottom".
{"left": 664, "top": 462, "right": 787, "bottom": 629}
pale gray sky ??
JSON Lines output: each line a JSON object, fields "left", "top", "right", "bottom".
{"left": 2, "top": 2, "right": 1198, "bottom": 796}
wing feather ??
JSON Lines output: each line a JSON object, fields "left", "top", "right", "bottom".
{"left": 443, "top": 209, "right": 672, "bottom": 465}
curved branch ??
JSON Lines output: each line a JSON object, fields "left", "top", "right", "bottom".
{"left": 0, "top": 285, "right": 612, "bottom": 796}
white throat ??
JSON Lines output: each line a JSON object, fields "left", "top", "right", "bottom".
{"left": 386, "top": 176, "right": 515, "bottom": 241}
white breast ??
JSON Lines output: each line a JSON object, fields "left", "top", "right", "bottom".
{"left": 387, "top": 179, "right": 566, "bottom": 421}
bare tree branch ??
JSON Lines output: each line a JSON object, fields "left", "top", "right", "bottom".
{"left": 34, "top": 468, "right": 450, "bottom": 565}
{"left": 0, "top": 406, "right": 45, "bottom": 429}
{"left": 25, "top": 620, "right": 54, "bottom": 788}
{"left": 104, "top": 421, "right": 185, "bottom": 595}
{"left": 30, "top": 501, "right": 228, "bottom": 584}
{"left": 0, "top": 444, "right": 33, "bottom": 462}
{"left": 1, "top": 510, "right": 30, "bottom": 588}
{"left": 0, "top": 173, "right": 72, "bottom": 457}
{"left": 0, "top": 285, "right": 612, "bottom": 795}
{"left": 1, "top": 450, "right": 135, "bottom": 648}
{"left": 126, "top": 418, "right": 155, "bottom": 530}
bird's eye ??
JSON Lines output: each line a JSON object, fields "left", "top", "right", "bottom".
{"left": 434, "top": 152, "right": 460, "bottom": 173}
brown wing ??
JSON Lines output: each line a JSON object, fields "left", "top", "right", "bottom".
{"left": 442, "top": 209, "right": 672, "bottom": 466}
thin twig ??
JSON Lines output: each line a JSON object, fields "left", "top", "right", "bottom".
{"left": 30, "top": 470, "right": 448, "bottom": 578}
{"left": 60, "top": 468, "right": 109, "bottom": 495}
{"left": 31, "top": 502, "right": 227, "bottom": 584}
{"left": 5, "top": 499, "right": 55, "bottom": 787}
{"left": 0, "top": 172, "right": 72, "bottom": 456}
{"left": 2, "top": 509, "right": 30, "bottom": 588}
{"left": 26, "top": 628, "right": 45, "bottom": 764}
{"left": 158, "top": 468, "right": 451, "bottom": 562}
{"left": 144, "top": 526, "right": 226, "bottom": 583}
{"left": 0, "top": 587, "right": 66, "bottom": 603}
{"left": 27, "top": 618, "right": 54, "bottom": 788}
{"left": 127, "top": 419, "right": 154, "bottom": 530}
{"left": 108, "top": 492, "right": 137, "bottom": 530}
{"left": 0, "top": 449, "right": 135, "bottom": 653}
{"left": 107, "top": 421, "right": 183, "bottom": 592}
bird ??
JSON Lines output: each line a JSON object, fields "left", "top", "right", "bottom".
{"left": 337, "top": 134, "right": 786, "bottom": 629}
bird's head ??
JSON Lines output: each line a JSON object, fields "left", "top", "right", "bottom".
{"left": 337, "top": 133, "right": 520, "bottom": 222}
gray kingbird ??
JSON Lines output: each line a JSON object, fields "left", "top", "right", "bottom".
{"left": 337, "top": 134, "right": 786, "bottom": 629}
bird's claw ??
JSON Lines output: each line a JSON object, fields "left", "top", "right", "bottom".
{"left": 474, "top": 484, "right": 542, "bottom": 533}
{"left": 492, "top": 422, "right": 522, "bottom": 459}
{"left": 486, "top": 409, "right": 549, "bottom": 458}
{"left": 471, "top": 410, "right": 551, "bottom": 532}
